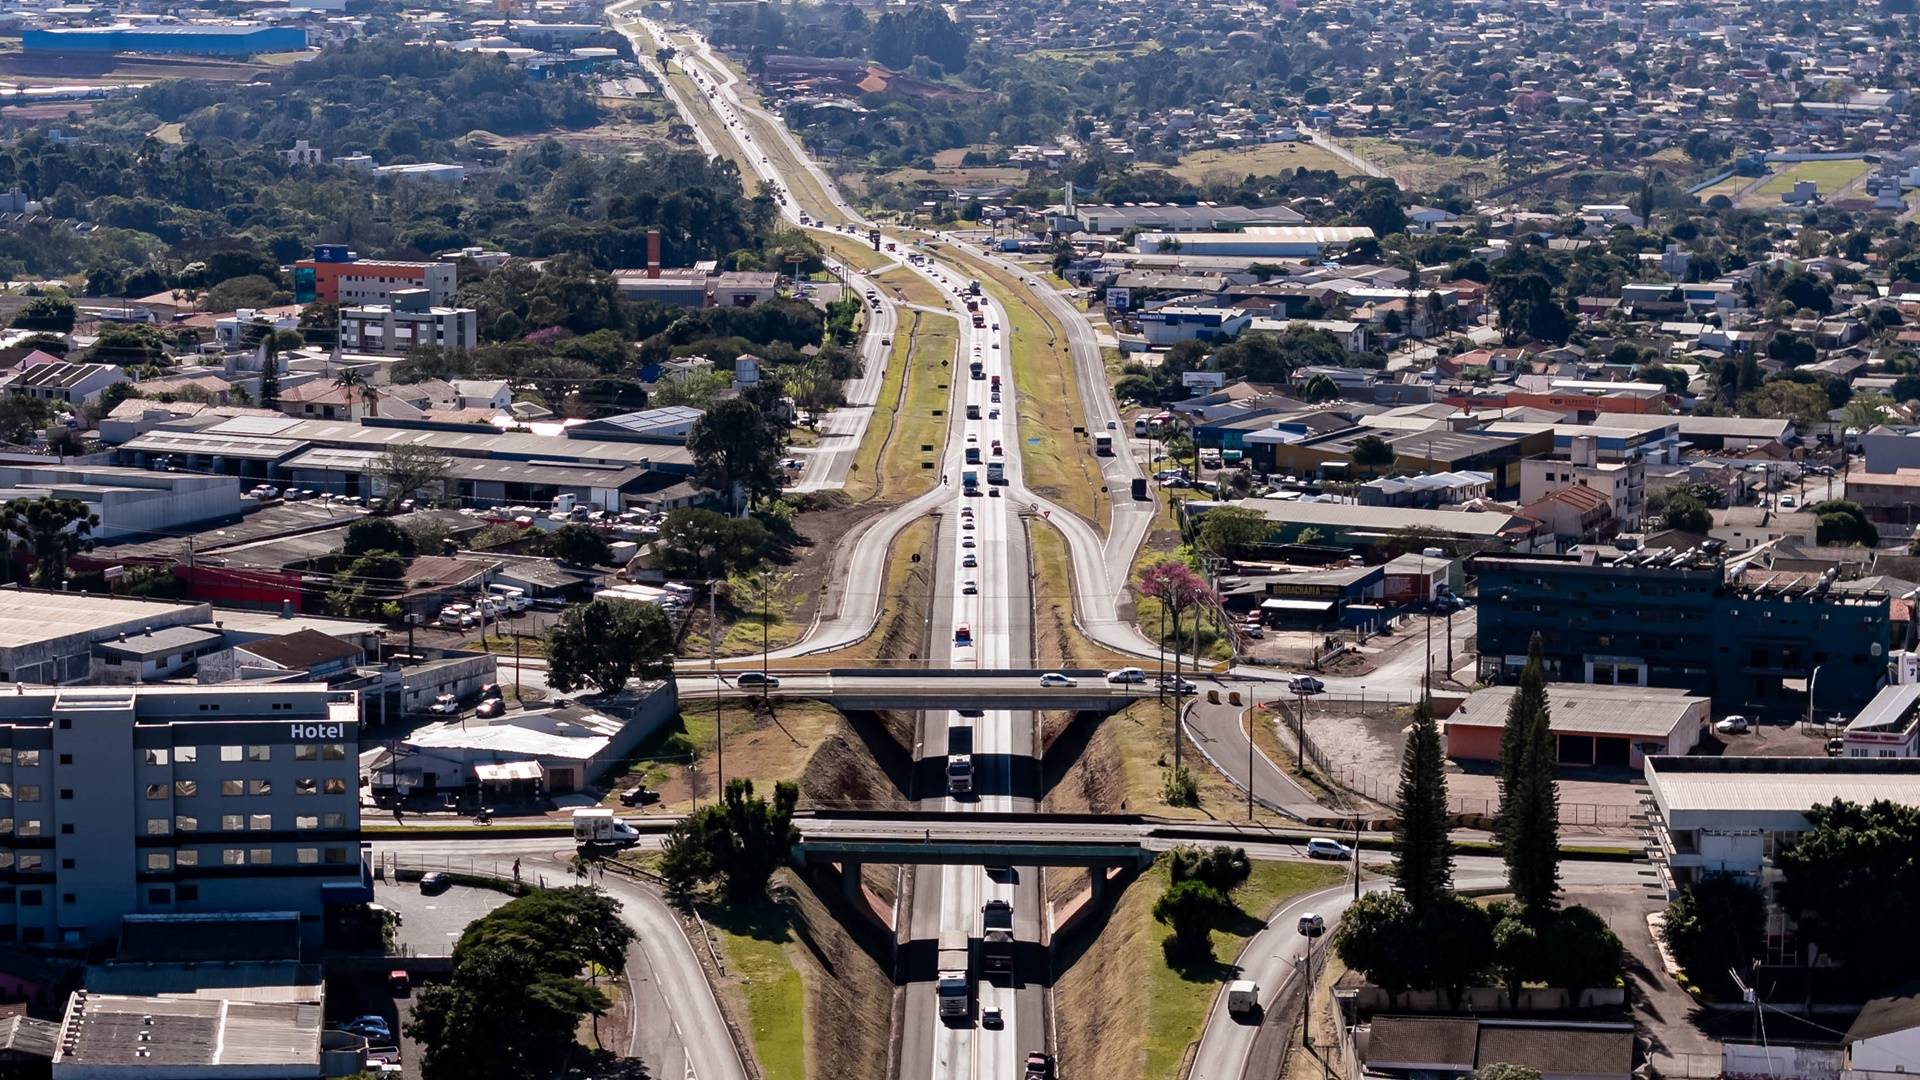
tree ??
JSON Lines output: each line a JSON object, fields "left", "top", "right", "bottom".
{"left": 546, "top": 523, "right": 613, "bottom": 567}
{"left": 407, "top": 887, "right": 634, "bottom": 1080}
{"left": 2, "top": 497, "right": 97, "bottom": 589}
{"left": 1840, "top": 393, "right": 1895, "bottom": 432}
{"left": 1420, "top": 894, "right": 1494, "bottom": 1006}
{"left": 334, "top": 367, "right": 375, "bottom": 417}
{"left": 1166, "top": 844, "right": 1251, "bottom": 893}
{"left": 255, "top": 328, "right": 303, "bottom": 410}
{"left": 543, "top": 598, "right": 676, "bottom": 694}
{"left": 1473, "top": 1067, "right": 1543, "bottom": 1080}
{"left": 1659, "top": 875, "right": 1765, "bottom": 995}
{"left": 1738, "top": 381, "right": 1831, "bottom": 435}
{"left": 1301, "top": 373, "right": 1341, "bottom": 402}
{"left": 1351, "top": 434, "right": 1396, "bottom": 473}
{"left": 1153, "top": 878, "right": 1230, "bottom": 959}
{"left": 689, "top": 397, "right": 784, "bottom": 511}
{"left": 1137, "top": 558, "right": 1218, "bottom": 762}
{"left": 1806, "top": 499, "right": 1878, "bottom": 546}
{"left": 656, "top": 507, "right": 769, "bottom": 578}
{"left": 376, "top": 443, "right": 452, "bottom": 506}
{"left": 658, "top": 779, "right": 800, "bottom": 902}
{"left": 1539, "top": 905, "right": 1624, "bottom": 996}
{"left": 1775, "top": 798, "right": 1920, "bottom": 991}
{"left": 1489, "top": 902, "right": 1542, "bottom": 1007}
{"left": 344, "top": 517, "right": 417, "bottom": 559}
{"left": 1195, "top": 506, "right": 1271, "bottom": 557}
{"left": 784, "top": 362, "right": 844, "bottom": 426}
{"left": 1497, "top": 634, "right": 1560, "bottom": 920}
{"left": 10, "top": 294, "right": 74, "bottom": 332}
{"left": 1659, "top": 493, "right": 1712, "bottom": 534}
{"left": 1332, "top": 890, "right": 1422, "bottom": 994}
{"left": 1393, "top": 696, "right": 1454, "bottom": 917}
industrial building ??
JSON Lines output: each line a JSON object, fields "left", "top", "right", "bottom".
{"left": 1473, "top": 550, "right": 1892, "bottom": 713}
{"left": 112, "top": 413, "right": 700, "bottom": 511}
{"left": 291, "top": 245, "right": 457, "bottom": 306}
{"left": 0, "top": 683, "right": 366, "bottom": 946}
{"left": 1056, "top": 202, "right": 1308, "bottom": 235}
{"left": 0, "top": 464, "right": 243, "bottom": 541}
{"left": 1132, "top": 226, "right": 1374, "bottom": 258}
{"left": 1186, "top": 497, "right": 1546, "bottom": 553}
{"left": 1445, "top": 683, "right": 1706, "bottom": 769}
{"left": 22, "top": 25, "right": 307, "bottom": 56}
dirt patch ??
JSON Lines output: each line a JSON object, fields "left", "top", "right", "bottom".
{"left": 685, "top": 496, "right": 889, "bottom": 659}
{"left": 782, "top": 871, "right": 895, "bottom": 1080}
{"left": 799, "top": 709, "right": 911, "bottom": 811}
{"left": 1043, "top": 710, "right": 1127, "bottom": 814}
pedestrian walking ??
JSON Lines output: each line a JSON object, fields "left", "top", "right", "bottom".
{"left": 512, "top": 859, "right": 521, "bottom": 883}
{"left": 393, "top": 807, "right": 404, "bottom": 825}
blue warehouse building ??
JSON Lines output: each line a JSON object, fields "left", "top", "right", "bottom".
{"left": 1472, "top": 549, "right": 1891, "bottom": 715}
{"left": 22, "top": 25, "right": 307, "bottom": 56}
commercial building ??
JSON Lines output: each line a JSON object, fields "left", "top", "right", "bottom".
{"left": 1441, "top": 380, "right": 1670, "bottom": 419}
{"left": 1134, "top": 305, "right": 1251, "bottom": 346}
{"left": 1361, "top": 1016, "right": 1633, "bottom": 1080}
{"left": 22, "top": 25, "right": 307, "bottom": 56}
{"left": 291, "top": 246, "right": 456, "bottom": 306}
{"left": 337, "top": 290, "right": 477, "bottom": 354}
{"left": 1255, "top": 563, "right": 1383, "bottom": 628}
{"left": 1643, "top": 755, "right": 1920, "bottom": 892}
{"left": 1445, "top": 683, "right": 1705, "bottom": 769}
{"left": 1189, "top": 497, "right": 1544, "bottom": 553}
{"left": 1850, "top": 423, "right": 1920, "bottom": 475}
{"left": 1474, "top": 550, "right": 1891, "bottom": 713}
{"left": 0, "top": 683, "right": 365, "bottom": 946}
{"left": 1516, "top": 432, "right": 1655, "bottom": 531}
{"left": 1133, "top": 226, "right": 1374, "bottom": 258}
{"left": 1255, "top": 422, "right": 1550, "bottom": 492}
{"left": 1843, "top": 683, "right": 1920, "bottom": 758}
{"left": 370, "top": 682, "right": 677, "bottom": 801}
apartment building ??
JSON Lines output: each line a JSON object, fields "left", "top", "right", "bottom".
{"left": 0, "top": 684, "right": 365, "bottom": 946}
{"left": 338, "top": 289, "right": 478, "bottom": 354}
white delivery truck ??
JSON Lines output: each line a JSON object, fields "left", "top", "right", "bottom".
{"left": 572, "top": 808, "right": 640, "bottom": 848}
{"left": 936, "top": 928, "right": 972, "bottom": 1020}
{"left": 1226, "top": 979, "right": 1260, "bottom": 1016}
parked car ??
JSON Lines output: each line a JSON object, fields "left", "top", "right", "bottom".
{"left": 1305, "top": 838, "right": 1352, "bottom": 860}
{"left": 419, "top": 871, "right": 450, "bottom": 893}
{"left": 1240, "top": 623, "right": 1264, "bottom": 639}
{"left": 1039, "top": 672, "right": 1078, "bottom": 687}
{"left": 1714, "top": 715, "right": 1750, "bottom": 735}
{"left": 620, "top": 785, "right": 661, "bottom": 807}
{"left": 736, "top": 671, "right": 780, "bottom": 688}
{"left": 474, "top": 698, "right": 505, "bottom": 719}
{"left": 427, "top": 694, "right": 459, "bottom": 715}
{"left": 341, "top": 1016, "right": 391, "bottom": 1041}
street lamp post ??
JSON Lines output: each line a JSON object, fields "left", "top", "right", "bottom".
{"left": 1247, "top": 696, "right": 1257, "bottom": 822}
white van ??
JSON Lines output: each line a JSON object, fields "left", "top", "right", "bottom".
{"left": 487, "top": 584, "right": 530, "bottom": 612}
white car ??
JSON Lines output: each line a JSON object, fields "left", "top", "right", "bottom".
{"left": 427, "top": 694, "right": 459, "bottom": 715}
{"left": 1305, "top": 838, "right": 1352, "bottom": 860}
{"left": 1715, "top": 715, "right": 1751, "bottom": 735}
{"left": 962, "top": 553, "right": 978, "bottom": 568}
{"left": 1105, "top": 667, "right": 1146, "bottom": 684}
{"left": 1039, "top": 673, "right": 1078, "bottom": 687}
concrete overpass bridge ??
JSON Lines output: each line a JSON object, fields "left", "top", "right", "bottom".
{"left": 679, "top": 669, "right": 1151, "bottom": 713}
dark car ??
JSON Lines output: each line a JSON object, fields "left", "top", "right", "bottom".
{"left": 419, "top": 872, "right": 450, "bottom": 894}
{"left": 619, "top": 785, "right": 660, "bottom": 807}
{"left": 475, "top": 698, "right": 505, "bottom": 719}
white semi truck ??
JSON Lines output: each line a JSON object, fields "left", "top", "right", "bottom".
{"left": 936, "top": 928, "right": 972, "bottom": 1020}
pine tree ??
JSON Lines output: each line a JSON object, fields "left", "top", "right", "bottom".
{"left": 1497, "top": 634, "right": 1561, "bottom": 918}
{"left": 1393, "top": 695, "right": 1453, "bottom": 917}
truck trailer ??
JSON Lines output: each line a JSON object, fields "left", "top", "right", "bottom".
{"left": 936, "top": 928, "right": 972, "bottom": 1020}
{"left": 947, "top": 723, "right": 974, "bottom": 794}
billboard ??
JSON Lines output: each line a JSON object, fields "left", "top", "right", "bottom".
{"left": 1106, "top": 287, "right": 1131, "bottom": 311}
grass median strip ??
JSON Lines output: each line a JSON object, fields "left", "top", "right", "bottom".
{"left": 703, "top": 899, "right": 808, "bottom": 1080}
{"left": 845, "top": 309, "right": 956, "bottom": 503}
{"left": 664, "top": 69, "right": 757, "bottom": 177}
{"left": 874, "top": 266, "right": 951, "bottom": 311}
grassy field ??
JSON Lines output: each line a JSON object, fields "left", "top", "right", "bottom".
{"left": 1346, "top": 137, "right": 1508, "bottom": 191}
{"left": 618, "top": 699, "right": 843, "bottom": 813}
{"left": 1752, "top": 157, "right": 1870, "bottom": 199}
{"left": 1030, "top": 520, "right": 1144, "bottom": 669}
{"left": 665, "top": 68, "right": 759, "bottom": 177}
{"left": 1693, "top": 173, "right": 1750, "bottom": 202}
{"left": 845, "top": 309, "right": 956, "bottom": 503}
{"left": 681, "top": 569, "right": 812, "bottom": 658}
{"left": 703, "top": 899, "right": 807, "bottom": 1080}
{"left": 1171, "top": 142, "right": 1360, "bottom": 183}
{"left": 875, "top": 165, "right": 1033, "bottom": 189}
{"left": 1055, "top": 859, "right": 1345, "bottom": 1080}
{"left": 873, "top": 266, "right": 951, "bottom": 311}
{"left": 934, "top": 245, "right": 1109, "bottom": 532}
{"left": 815, "top": 231, "right": 892, "bottom": 274}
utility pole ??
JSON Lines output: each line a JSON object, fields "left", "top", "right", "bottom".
{"left": 710, "top": 581, "right": 724, "bottom": 791}
{"left": 1247, "top": 696, "right": 1256, "bottom": 822}
{"left": 1296, "top": 690, "right": 1307, "bottom": 769}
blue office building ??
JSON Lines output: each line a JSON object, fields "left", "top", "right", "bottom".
{"left": 23, "top": 25, "right": 307, "bottom": 56}
{"left": 1473, "top": 550, "right": 1890, "bottom": 714}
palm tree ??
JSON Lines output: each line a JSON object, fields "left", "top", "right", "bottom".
{"left": 334, "top": 367, "right": 375, "bottom": 418}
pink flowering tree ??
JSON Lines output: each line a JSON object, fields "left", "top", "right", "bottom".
{"left": 1137, "top": 558, "right": 1218, "bottom": 772}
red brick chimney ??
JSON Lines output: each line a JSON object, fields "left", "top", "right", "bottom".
{"left": 647, "top": 228, "right": 662, "bottom": 279}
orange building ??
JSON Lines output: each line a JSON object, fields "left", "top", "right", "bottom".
{"left": 293, "top": 245, "right": 457, "bottom": 306}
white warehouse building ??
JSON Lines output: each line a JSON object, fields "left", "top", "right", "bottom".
{"left": 1132, "top": 226, "right": 1375, "bottom": 259}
